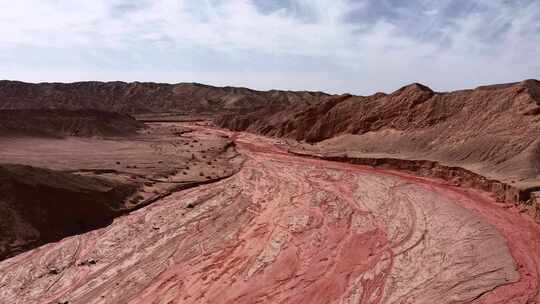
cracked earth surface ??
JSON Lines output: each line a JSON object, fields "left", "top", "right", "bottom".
{"left": 0, "top": 124, "right": 539, "bottom": 304}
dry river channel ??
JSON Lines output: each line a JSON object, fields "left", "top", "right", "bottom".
{"left": 1, "top": 123, "right": 539, "bottom": 304}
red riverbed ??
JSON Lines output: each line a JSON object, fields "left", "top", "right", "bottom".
{"left": 0, "top": 124, "right": 538, "bottom": 304}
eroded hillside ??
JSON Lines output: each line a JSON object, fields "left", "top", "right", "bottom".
{"left": 217, "top": 80, "right": 540, "bottom": 196}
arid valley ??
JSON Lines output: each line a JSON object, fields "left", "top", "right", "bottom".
{"left": 3, "top": 0, "right": 540, "bottom": 302}
{"left": 0, "top": 80, "right": 539, "bottom": 304}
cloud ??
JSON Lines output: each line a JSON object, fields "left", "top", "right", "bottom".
{"left": 0, "top": 0, "right": 539, "bottom": 94}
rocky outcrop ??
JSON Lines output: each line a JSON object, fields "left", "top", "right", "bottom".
{"left": 0, "top": 80, "right": 330, "bottom": 115}
{"left": 0, "top": 109, "right": 143, "bottom": 137}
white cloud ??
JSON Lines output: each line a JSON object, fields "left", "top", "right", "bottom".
{"left": 0, "top": 0, "right": 538, "bottom": 94}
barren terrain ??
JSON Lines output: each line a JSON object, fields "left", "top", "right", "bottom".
{"left": 1, "top": 123, "right": 539, "bottom": 303}
{"left": 1, "top": 80, "right": 539, "bottom": 303}
{"left": 0, "top": 121, "right": 243, "bottom": 260}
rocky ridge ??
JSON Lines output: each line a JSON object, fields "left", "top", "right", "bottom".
{"left": 0, "top": 80, "right": 330, "bottom": 115}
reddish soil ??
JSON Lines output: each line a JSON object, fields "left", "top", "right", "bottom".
{"left": 0, "top": 124, "right": 538, "bottom": 304}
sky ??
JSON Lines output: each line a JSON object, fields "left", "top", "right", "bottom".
{"left": 0, "top": 0, "right": 539, "bottom": 95}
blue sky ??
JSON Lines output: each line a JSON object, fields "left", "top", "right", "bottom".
{"left": 0, "top": 0, "right": 539, "bottom": 94}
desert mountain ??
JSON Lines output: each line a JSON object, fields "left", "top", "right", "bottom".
{"left": 0, "top": 80, "right": 330, "bottom": 115}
